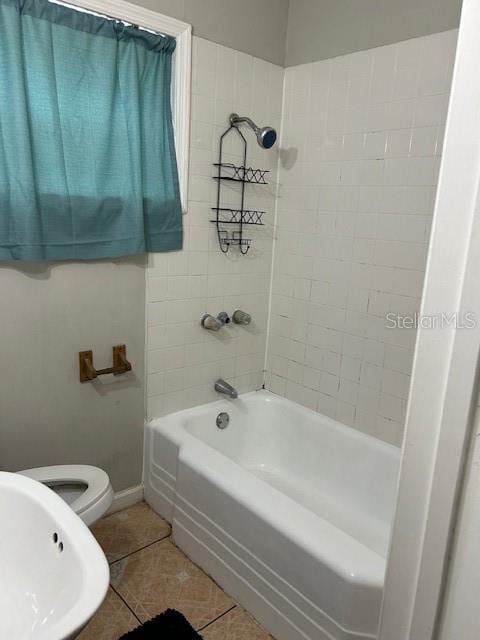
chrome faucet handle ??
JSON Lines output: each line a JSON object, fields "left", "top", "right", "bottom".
{"left": 232, "top": 309, "right": 251, "bottom": 325}
{"left": 201, "top": 314, "right": 222, "bottom": 331}
{"left": 201, "top": 312, "right": 231, "bottom": 331}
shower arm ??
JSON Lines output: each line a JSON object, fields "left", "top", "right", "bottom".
{"left": 230, "top": 113, "right": 259, "bottom": 133}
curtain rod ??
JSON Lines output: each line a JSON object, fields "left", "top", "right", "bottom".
{"left": 48, "top": 0, "right": 167, "bottom": 37}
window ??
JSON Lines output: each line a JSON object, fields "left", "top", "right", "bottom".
{"left": 0, "top": 0, "right": 192, "bottom": 260}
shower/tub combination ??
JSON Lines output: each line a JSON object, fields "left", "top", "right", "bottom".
{"left": 144, "top": 108, "right": 402, "bottom": 640}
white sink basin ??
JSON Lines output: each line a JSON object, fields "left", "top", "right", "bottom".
{"left": 0, "top": 471, "right": 109, "bottom": 639}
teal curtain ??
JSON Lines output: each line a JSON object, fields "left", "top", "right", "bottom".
{"left": 0, "top": 0, "right": 182, "bottom": 260}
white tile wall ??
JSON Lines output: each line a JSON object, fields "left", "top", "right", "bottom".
{"left": 265, "top": 30, "right": 458, "bottom": 445}
{"left": 146, "top": 31, "right": 458, "bottom": 444}
{"left": 145, "top": 37, "right": 283, "bottom": 418}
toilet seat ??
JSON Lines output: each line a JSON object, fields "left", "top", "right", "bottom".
{"left": 19, "top": 465, "right": 113, "bottom": 527}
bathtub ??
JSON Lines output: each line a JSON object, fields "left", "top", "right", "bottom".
{"left": 144, "top": 390, "right": 400, "bottom": 640}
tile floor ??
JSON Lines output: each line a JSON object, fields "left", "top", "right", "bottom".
{"left": 78, "top": 502, "right": 273, "bottom": 640}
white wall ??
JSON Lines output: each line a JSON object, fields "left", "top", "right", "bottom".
{"left": 0, "top": 257, "right": 145, "bottom": 491}
{"left": 131, "top": 0, "right": 462, "bottom": 68}
{"left": 130, "top": 0, "right": 289, "bottom": 66}
{"left": 286, "top": 0, "right": 462, "bottom": 66}
{"left": 265, "top": 31, "right": 457, "bottom": 444}
{"left": 438, "top": 394, "right": 480, "bottom": 639}
{"left": 145, "top": 36, "right": 283, "bottom": 418}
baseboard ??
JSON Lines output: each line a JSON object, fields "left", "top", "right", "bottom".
{"left": 107, "top": 484, "right": 144, "bottom": 515}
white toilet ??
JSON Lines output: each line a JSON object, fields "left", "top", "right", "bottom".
{"left": 19, "top": 465, "right": 114, "bottom": 527}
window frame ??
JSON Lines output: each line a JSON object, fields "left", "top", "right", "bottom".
{"left": 53, "top": 0, "right": 192, "bottom": 214}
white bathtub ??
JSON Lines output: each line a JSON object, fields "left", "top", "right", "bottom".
{"left": 144, "top": 390, "right": 400, "bottom": 640}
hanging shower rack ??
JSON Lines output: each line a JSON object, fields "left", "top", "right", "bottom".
{"left": 212, "top": 123, "right": 269, "bottom": 254}
{"left": 213, "top": 163, "right": 269, "bottom": 184}
{"left": 210, "top": 208, "right": 265, "bottom": 225}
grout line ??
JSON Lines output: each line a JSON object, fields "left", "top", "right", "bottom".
{"left": 197, "top": 604, "right": 237, "bottom": 631}
{"left": 102, "top": 509, "right": 239, "bottom": 634}
{"left": 110, "top": 584, "right": 142, "bottom": 625}
{"left": 108, "top": 531, "right": 172, "bottom": 566}
{"left": 263, "top": 65, "right": 287, "bottom": 386}
{"left": 108, "top": 531, "right": 237, "bottom": 633}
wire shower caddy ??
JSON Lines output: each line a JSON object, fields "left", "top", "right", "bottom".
{"left": 212, "top": 122, "right": 269, "bottom": 254}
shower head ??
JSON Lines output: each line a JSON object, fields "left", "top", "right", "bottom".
{"left": 230, "top": 113, "right": 277, "bottom": 149}
{"left": 256, "top": 125, "right": 277, "bottom": 149}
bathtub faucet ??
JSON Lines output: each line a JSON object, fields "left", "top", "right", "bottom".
{"left": 214, "top": 379, "right": 238, "bottom": 399}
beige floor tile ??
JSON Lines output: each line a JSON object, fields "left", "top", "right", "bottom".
{"left": 201, "top": 607, "right": 273, "bottom": 639}
{"left": 77, "top": 588, "right": 139, "bottom": 640}
{"left": 111, "top": 538, "right": 235, "bottom": 630}
{"left": 92, "top": 502, "right": 170, "bottom": 562}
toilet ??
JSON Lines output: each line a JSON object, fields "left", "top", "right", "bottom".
{"left": 18, "top": 465, "right": 114, "bottom": 527}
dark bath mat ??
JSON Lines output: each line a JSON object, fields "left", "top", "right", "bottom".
{"left": 119, "top": 609, "right": 203, "bottom": 639}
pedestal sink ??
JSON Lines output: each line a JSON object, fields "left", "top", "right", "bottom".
{"left": 0, "top": 471, "right": 109, "bottom": 639}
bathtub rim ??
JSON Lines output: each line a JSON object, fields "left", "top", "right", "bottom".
{"left": 147, "top": 389, "right": 400, "bottom": 459}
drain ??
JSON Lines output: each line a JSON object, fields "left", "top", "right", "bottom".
{"left": 216, "top": 412, "right": 230, "bottom": 429}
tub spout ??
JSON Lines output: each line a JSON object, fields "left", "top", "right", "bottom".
{"left": 214, "top": 379, "right": 238, "bottom": 399}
